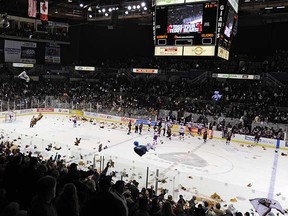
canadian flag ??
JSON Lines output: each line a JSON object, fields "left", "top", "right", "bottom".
{"left": 40, "top": 0, "right": 48, "bottom": 21}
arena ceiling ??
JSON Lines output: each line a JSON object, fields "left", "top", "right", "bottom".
{"left": 1, "top": 0, "right": 288, "bottom": 24}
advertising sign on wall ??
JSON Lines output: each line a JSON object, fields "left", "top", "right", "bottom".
{"left": 4, "top": 40, "right": 37, "bottom": 63}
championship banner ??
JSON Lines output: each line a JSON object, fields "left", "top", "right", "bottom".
{"left": 28, "top": 0, "right": 37, "bottom": 18}
{"left": 45, "top": 43, "right": 60, "bottom": 64}
{"left": 40, "top": 0, "right": 49, "bottom": 21}
{"left": 4, "top": 40, "right": 37, "bottom": 63}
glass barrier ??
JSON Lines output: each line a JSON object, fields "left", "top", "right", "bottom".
{"left": 0, "top": 99, "right": 157, "bottom": 120}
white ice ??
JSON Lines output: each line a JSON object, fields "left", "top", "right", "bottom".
{"left": 1, "top": 114, "right": 288, "bottom": 215}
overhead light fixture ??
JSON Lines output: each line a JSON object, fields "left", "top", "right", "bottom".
{"left": 264, "top": 7, "right": 273, "bottom": 10}
{"left": 276, "top": 6, "right": 285, "bottom": 9}
{"left": 88, "top": 6, "right": 92, "bottom": 11}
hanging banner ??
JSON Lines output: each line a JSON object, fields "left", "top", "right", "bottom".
{"left": 28, "top": 0, "right": 37, "bottom": 18}
{"left": 40, "top": 0, "right": 49, "bottom": 21}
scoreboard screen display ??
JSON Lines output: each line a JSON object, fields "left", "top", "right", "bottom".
{"left": 154, "top": 1, "right": 218, "bottom": 56}
{"left": 217, "top": 0, "right": 238, "bottom": 60}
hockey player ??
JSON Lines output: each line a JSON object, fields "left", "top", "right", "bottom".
{"left": 134, "top": 122, "right": 139, "bottom": 133}
{"left": 127, "top": 120, "right": 132, "bottom": 135}
{"left": 197, "top": 123, "right": 203, "bottom": 136}
{"left": 162, "top": 120, "right": 167, "bottom": 136}
{"left": 7, "top": 110, "right": 14, "bottom": 122}
{"left": 157, "top": 119, "right": 162, "bottom": 136}
{"left": 139, "top": 121, "right": 143, "bottom": 135}
{"left": 166, "top": 122, "right": 172, "bottom": 140}
{"left": 72, "top": 115, "right": 77, "bottom": 127}
{"left": 153, "top": 129, "right": 159, "bottom": 145}
{"left": 254, "top": 131, "right": 261, "bottom": 145}
{"left": 226, "top": 130, "right": 232, "bottom": 145}
{"left": 147, "top": 118, "right": 151, "bottom": 132}
{"left": 203, "top": 128, "right": 208, "bottom": 143}
{"left": 179, "top": 124, "right": 185, "bottom": 140}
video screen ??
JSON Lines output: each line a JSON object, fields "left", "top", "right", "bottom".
{"left": 167, "top": 4, "right": 203, "bottom": 34}
{"left": 223, "top": 6, "right": 237, "bottom": 38}
{"left": 154, "top": 2, "right": 217, "bottom": 56}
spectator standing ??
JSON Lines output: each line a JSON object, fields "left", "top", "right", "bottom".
{"left": 27, "top": 175, "right": 58, "bottom": 216}
{"left": 54, "top": 183, "right": 80, "bottom": 216}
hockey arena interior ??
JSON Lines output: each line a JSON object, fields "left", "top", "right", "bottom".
{"left": 1, "top": 0, "right": 288, "bottom": 216}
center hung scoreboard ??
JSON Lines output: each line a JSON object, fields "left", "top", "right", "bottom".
{"left": 153, "top": 0, "right": 239, "bottom": 59}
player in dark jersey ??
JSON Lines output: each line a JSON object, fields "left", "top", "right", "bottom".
{"left": 226, "top": 131, "right": 232, "bottom": 145}
{"left": 203, "top": 128, "right": 208, "bottom": 143}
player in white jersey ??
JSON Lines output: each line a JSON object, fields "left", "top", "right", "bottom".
{"left": 153, "top": 129, "right": 159, "bottom": 146}
{"left": 179, "top": 125, "right": 185, "bottom": 140}
{"left": 162, "top": 121, "right": 167, "bottom": 136}
{"left": 147, "top": 118, "right": 151, "bottom": 131}
{"left": 7, "top": 110, "right": 14, "bottom": 122}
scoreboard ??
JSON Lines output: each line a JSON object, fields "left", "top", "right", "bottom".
{"left": 217, "top": 0, "right": 238, "bottom": 60}
{"left": 154, "top": 1, "right": 218, "bottom": 56}
{"left": 153, "top": 0, "right": 239, "bottom": 59}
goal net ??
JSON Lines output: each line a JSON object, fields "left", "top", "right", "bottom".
{"left": 4, "top": 112, "right": 16, "bottom": 122}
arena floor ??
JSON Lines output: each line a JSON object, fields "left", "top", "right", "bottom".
{"left": 1, "top": 114, "right": 288, "bottom": 214}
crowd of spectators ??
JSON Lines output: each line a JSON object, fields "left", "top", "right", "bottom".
{"left": 81, "top": 49, "right": 288, "bottom": 74}
{"left": 1, "top": 57, "right": 288, "bottom": 140}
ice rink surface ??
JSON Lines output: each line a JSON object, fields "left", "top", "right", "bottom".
{"left": 1, "top": 114, "right": 288, "bottom": 214}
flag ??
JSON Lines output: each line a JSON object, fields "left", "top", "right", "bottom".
{"left": 28, "top": 0, "right": 37, "bottom": 18}
{"left": 40, "top": 0, "right": 48, "bottom": 21}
